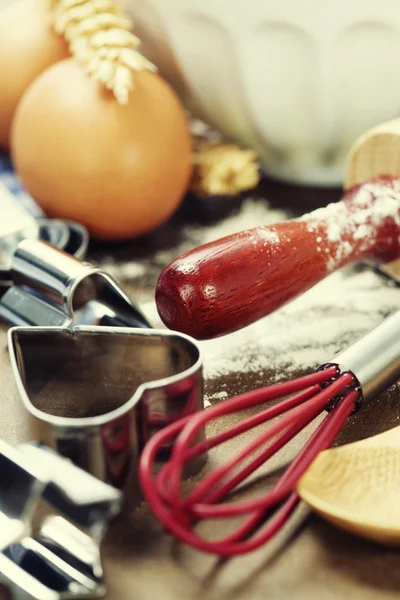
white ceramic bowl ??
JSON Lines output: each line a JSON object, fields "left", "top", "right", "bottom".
{"left": 126, "top": 0, "right": 400, "bottom": 186}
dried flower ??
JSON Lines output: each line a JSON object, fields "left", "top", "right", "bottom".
{"left": 191, "top": 141, "right": 261, "bottom": 197}
{"left": 45, "top": 0, "right": 156, "bottom": 103}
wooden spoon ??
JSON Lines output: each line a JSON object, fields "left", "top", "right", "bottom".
{"left": 344, "top": 118, "right": 400, "bottom": 190}
{"left": 156, "top": 118, "right": 400, "bottom": 340}
{"left": 297, "top": 426, "right": 400, "bottom": 546}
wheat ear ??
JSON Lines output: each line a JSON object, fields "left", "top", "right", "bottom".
{"left": 45, "top": 0, "right": 156, "bottom": 103}
{"left": 191, "top": 141, "right": 261, "bottom": 197}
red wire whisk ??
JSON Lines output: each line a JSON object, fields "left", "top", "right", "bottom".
{"left": 140, "top": 308, "right": 400, "bottom": 556}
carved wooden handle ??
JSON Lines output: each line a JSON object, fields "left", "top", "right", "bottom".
{"left": 156, "top": 176, "right": 400, "bottom": 339}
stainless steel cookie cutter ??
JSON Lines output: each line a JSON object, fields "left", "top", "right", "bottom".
{"left": 8, "top": 325, "right": 203, "bottom": 507}
{"left": 38, "top": 218, "right": 89, "bottom": 260}
{"left": 0, "top": 440, "right": 121, "bottom": 600}
{"left": 0, "top": 183, "right": 89, "bottom": 289}
{"left": 0, "top": 239, "right": 150, "bottom": 329}
{"left": 0, "top": 184, "right": 144, "bottom": 327}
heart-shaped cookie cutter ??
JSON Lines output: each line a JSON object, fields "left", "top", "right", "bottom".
{"left": 9, "top": 325, "right": 203, "bottom": 507}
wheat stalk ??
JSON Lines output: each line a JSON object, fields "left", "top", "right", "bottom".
{"left": 45, "top": 0, "right": 156, "bottom": 103}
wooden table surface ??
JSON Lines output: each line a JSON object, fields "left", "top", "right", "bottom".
{"left": 1, "top": 177, "right": 400, "bottom": 599}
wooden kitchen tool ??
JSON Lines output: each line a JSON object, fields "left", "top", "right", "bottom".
{"left": 345, "top": 118, "right": 400, "bottom": 189}
{"left": 157, "top": 118, "right": 400, "bottom": 340}
{"left": 297, "top": 426, "right": 400, "bottom": 546}
{"left": 345, "top": 118, "right": 400, "bottom": 284}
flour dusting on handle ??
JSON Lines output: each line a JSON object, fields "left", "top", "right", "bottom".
{"left": 301, "top": 177, "right": 400, "bottom": 272}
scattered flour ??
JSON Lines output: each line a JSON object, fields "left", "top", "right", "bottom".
{"left": 100, "top": 260, "right": 146, "bottom": 280}
{"left": 99, "top": 198, "right": 287, "bottom": 282}
{"left": 205, "top": 391, "right": 229, "bottom": 405}
{"left": 139, "top": 266, "right": 400, "bottom": 383}
{"left": 96, "top": 187, "right": 400, "bottom": 388}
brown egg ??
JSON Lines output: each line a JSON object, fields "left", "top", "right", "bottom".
{"left": 0, "top": 0, "right": 69, "bottom": 149}
{"left": 11, "top": 59, "right": 193, "bottom": 240}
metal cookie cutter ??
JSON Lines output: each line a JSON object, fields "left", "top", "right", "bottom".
{"left": 0, "top": 185, "right": 143, "bottom": 326}
{"left": 9, "top": 325, "right": 203, "bottom": 508}
{"left": 0, "top": 440, "right": 121, "bottom": 600}
{"left": 0, "top": 183, "right": 89, "bottom": 289}
{"left": 0, "top": 239, "right": 150, "bottom": 329}
{"left": 38, "top": 218, "right": 89, "bottom": 260}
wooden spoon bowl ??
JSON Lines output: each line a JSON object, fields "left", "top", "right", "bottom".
{"left": 297, "top": 426, "right": 400, "bottom": 546}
